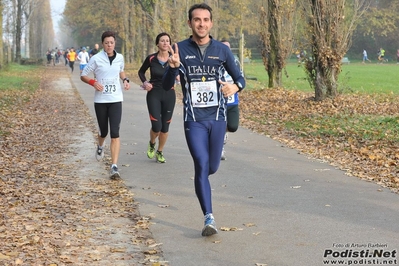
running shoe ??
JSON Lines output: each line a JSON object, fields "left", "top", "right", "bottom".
{"left": 109, "top": 165, "right": 120, "bottom": 180}
{"left": 221, "top": 147, "right": 226, "bottom": 160}
{"left": 156, "top": 150, "right": 166, "bottom": 163}
{"left": 147, "top": 141, "right": 155, "bottom": 159}
{"left": 201, "top": 213, "right": 218, "bottom": 236}
{"left": 224, "top": 132, "right": 228, "bottom": 144}
{"left": 95, "top": 145, "right": 104, "bottom": 161}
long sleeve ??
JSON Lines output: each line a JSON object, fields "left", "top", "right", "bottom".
{"left": 138, "top": 56, "right": 151, "bottom": 83}
{"left": 162, "top": 66, "right": 179, "bottom": 91}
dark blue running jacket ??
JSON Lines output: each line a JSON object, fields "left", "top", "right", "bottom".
{"left": 163, "top": 36, "right": 245, "bottom": 122}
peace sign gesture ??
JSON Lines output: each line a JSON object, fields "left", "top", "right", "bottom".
{"left": 167, "top": 43, "right": 180, "bottom": 68}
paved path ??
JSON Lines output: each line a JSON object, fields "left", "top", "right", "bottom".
{"left": 68, "top": 68, "right": 399, "bottom": 266}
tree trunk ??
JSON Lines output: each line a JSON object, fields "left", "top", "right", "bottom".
{"left": 126, "top": 0, "right": 136, "bottom": 63}
{"left": 0, "top": 0, "right": 4, "bottom": 69}
{"left": 314, "top": 68, "right": 325, "bottom": 101}
{"left": 327, "top": 68, "right": 338, "bottom": 98}
{"left": 302, "top": 0, "right": 369, "bottom": 100}
{"left": 310, "top": 57, "right": 339, "bottom": 101}
{"left": 145, "top": 17, "right": 152, "bottom": 56}
{"left": 267, "top": 49, "right": 282, "bottom": 88}
{"left": 15, "top": 0, "right": 22, "bottom": 63}
{"left": 267, "top": 1, "right": 278, "bottom": 88}
{"left": 260, "top": 1, "right": 296, "bottom": 89}
{"left": 170, "top": 0, "right": 179, "bottom": 43}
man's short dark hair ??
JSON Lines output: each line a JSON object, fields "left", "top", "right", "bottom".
{"left": 188, "top": 3, "right": 213, "bottom": 21}
{"left": 101, "top": 31, "right": 116, "bottom": 43}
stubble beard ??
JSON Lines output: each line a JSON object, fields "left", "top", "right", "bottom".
{"left": 193, "top": 28, "right": 209, "bottom": 43}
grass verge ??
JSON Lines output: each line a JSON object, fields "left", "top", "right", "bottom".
{"left": 244, "top": 60, "right": 399, "bottom": 94}
{"left": 0, "top": 64, "right": 43, "bottom": 136}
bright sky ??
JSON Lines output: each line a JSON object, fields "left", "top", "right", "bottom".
{"left": 50, "top": 0, "right": 66, "bottom": 32}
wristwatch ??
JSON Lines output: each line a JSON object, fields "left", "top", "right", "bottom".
{"left": 123, "top": 77, "right": 130, "bottom": 83}
{"left": 235, "top": 81, "right": 243, "bottom": 92}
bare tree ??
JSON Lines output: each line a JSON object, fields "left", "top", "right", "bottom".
{"left": 300, "top": 0, "right": 370, "bottom": 101}
{"left": 1, "top": 0, "right": 42, "bottom": 63}
{"left": 136, "top": 0, "right": 160, "bottom": 58}
{"left": 14, "top": 0, "right": 23, "bottom": 62}
{"left": 29, "top": 0, "right": 53, "bottom": 59}
{"left": 124, "top": 0, "right": 137, "bottom": 63}
{"left": 0, "top": 0, "right": 4, "bottom": 68}
{"left": 14, "top": 0, "right": 39, "bottom": 62}
{"left": 259, "top": 0, "right": 297, "bottom": 88}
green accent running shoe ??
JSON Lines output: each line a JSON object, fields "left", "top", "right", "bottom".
{"left": 156, "top": 150, "right": 166, "bottom": 163}
{"left": 147, "top": 141, "right": 155, "bottom": 159}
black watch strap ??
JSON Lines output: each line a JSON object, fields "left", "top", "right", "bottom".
{"left": 235, "top": 81, "right": 243, "bottom": 92}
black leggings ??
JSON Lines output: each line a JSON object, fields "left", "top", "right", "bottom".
{"left": 146, "top": 88, "right": 176, "bottom": 133}
{"left": 94, "top": 102, "right": 122, "bottom": 138}
{"left": 69, "top": 61, "right": 75, "bottom": 72}
{"left": 226, "top": 104, "right": 239, "bottom": 132}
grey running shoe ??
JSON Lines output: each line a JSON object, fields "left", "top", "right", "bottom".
{"left": 109, "top": 165, "right": 120, "bottom": 180}
{"left": 201, "top": 213, "right": 218, "bottom": 236}
{"left": 95, "top": 145, "right": 104, "bottom": 161}
{"left": 147, "top": 141, "right": 155, "bottom": 159}
{"left": 221, "top": 147, "right": 226, "bottom": 160}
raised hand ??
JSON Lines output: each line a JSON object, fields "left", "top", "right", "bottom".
{"left": 167, "top": 43, "right": 180, "bottom": 68}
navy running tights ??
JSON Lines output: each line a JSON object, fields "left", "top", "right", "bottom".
{"left": 184, "top": 120, "right": 226, "bottom": 215}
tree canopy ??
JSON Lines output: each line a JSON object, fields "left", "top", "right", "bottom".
{"left": 2, "top": 0, "right": 398, "bottom": 98}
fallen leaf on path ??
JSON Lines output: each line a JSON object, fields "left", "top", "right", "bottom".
{"left": 144, "top": 249, "right": 158, "bottom": 255}
{"left": 220, "top": 227, "right": 243, "bottom": 231}
{"left": 110, "top": 247, "right": 127, "bottom": 253}
{"left": 244, "top": 223, "right": 256, "bottom": 227}
{"left": 314, "top": 168, "right": 331, "bottom": 171}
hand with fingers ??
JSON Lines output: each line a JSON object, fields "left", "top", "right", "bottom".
{"left": 142, "top": 81, "right": 153, "bottom": 91}
{"left": 123, "top": 82, "right": 130, "bottom": 91}
{"left": 167, "top": 43, "right": 180, "bottom": 68}
{"left": 93, "top": 81, "right": 104, "bottom": 92}
{"left": 219, "top": 80, "right": 239, "bottom": 98}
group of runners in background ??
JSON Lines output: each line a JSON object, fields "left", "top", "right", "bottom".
{"left": 46, "top": 44, "right": 100, "bottom": 72}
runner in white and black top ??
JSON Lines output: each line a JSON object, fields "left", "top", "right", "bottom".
{"left": 77, "top": 47, "right": 90, "bottom": 74}
{"left": 80, "top": 31, "right": 130, "bottom": 179}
